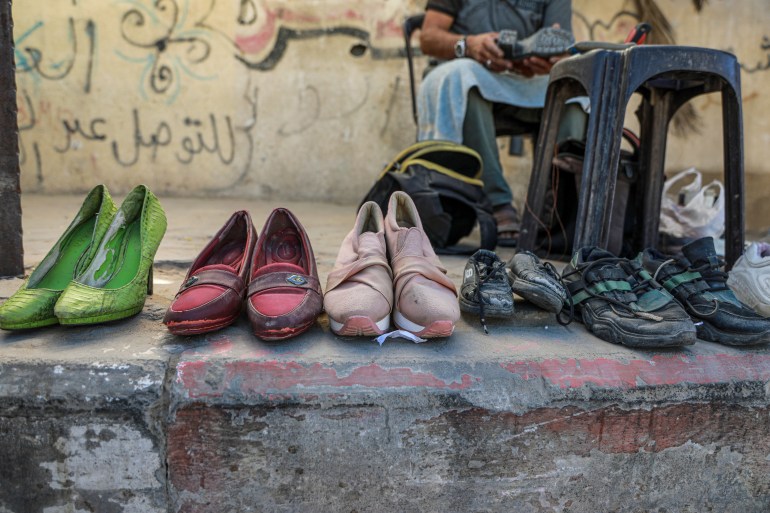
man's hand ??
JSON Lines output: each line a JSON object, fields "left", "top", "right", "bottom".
{"left": 466, "top": 32, "right": 512, "bottom": 72}
{"left": 510, "top": 55, "right": 566, "bottom": 77}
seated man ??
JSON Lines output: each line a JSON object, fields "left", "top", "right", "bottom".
{"left": 417, "top": 0, "right": 576, "bottom": 246}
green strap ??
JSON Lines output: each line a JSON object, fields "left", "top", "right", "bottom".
{"left": 571, "top": 280, "right": 632, "bottom": 305}
{"left": 662, "top": 271, "right": 701, "bottom": 291}
{"left": 638, "top": 269, "right": 654, "bottom": 281}
{"left": 636, "top": 288, "right": 672, "bottom": 312}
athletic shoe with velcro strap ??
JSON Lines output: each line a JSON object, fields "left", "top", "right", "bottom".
{"left": 562, "top": 247, "right": 696, "bottom": 348}
{"left": 638, "top": 237, "right": 770, "bottom": 346}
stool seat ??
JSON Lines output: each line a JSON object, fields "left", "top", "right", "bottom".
{"left": 518, "top": 44, "right": 744, "bottom": 268}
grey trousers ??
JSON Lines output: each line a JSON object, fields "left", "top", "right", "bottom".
{"left": 462, "top": 87, "right": 587, "bottom": 208}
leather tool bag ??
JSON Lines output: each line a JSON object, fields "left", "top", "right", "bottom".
{"left": 361, "top": 141, "right": 497, "bottom": 253}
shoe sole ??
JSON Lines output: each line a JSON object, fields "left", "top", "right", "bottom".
{"left": 253, "top": 318, "right": 316, "bottom": 341}
{"left": 583, "top": 311, "right": 697, "bottom": 348}
{"left": 508, "top": 28, "right": 574, "bottom": 60}
{"left": 458, "top": 296, "right": 513, "bottom": 317}
{"left": 0, "top": 316, "right": 59, "bottom": 330}
{"left": 393, "top": 310, "right": 454, "bottom": 338}
{"left": 329, "top": 315, "right": 390, "bottom": 337}
{"left": 165, "top": 315, "right": 239, "bottom": 336}
{"left": 695, "top": 320, "right": 770, "bottom": 346}
{"left": 511, "top": 280, "right": 563, "bottom": 313}
{"left": 58, "top": 304, "right": 144, "bottom": 326}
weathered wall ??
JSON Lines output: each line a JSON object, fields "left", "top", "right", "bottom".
{"left": 10, "top": 0, "right": 770, "bottom": 227}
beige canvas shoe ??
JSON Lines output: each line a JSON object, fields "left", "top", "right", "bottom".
{"left": 324, "top": 202, "right": 393, "bottom": 336}
{"left": 384, "top": 192, "right": 459, "bottom": 338}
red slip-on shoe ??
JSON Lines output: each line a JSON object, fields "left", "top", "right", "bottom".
{"left": 247, "top": 208, "right": 323, "bottom": 341}
{"left": 164, "top": 211, "right": 256, "bottom": 335}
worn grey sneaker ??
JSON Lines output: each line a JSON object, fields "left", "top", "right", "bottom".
{"left": 507, "top": 251, "right": 568, "bottom": 314}
{"left": 459, "top": 250, "right": 513, "bottom": 333}
{"left": 562, "top": 247, "right": 696, "bottom": 348}
{"left": 497, "top": 27, "right": 575, "bottom": 61}
{"left": 638, "top": 237, "right": 770, "bottom": 346}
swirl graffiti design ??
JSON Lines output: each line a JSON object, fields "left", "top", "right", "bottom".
{"left": 117, "top": 0, "right": 214, "bottom": 101}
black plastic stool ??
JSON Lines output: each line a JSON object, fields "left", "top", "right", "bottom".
{"left": 518, "top": 45, "right": 744, "bottom": 268}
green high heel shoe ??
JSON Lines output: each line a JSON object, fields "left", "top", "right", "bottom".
{"left": 0, "top": 185, "right": 117, "bottom": 330}
{"left": 54, "top": 184, "right": 167, "bottom": 325}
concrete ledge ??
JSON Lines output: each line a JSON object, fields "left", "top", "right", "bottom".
{"left": 1, "top": 196, "right": 769, "bottom": 512}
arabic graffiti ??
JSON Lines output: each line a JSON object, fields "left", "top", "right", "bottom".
{"left": 14, "top": 17, "right": 96, "bottom": 93}
{"left": 16, "top": 78, "right": 258, "bottom": 191}
{"left": 238, "top": 0, "right": 257, "bottom": 25}
{"left": 739, "top": 36, "right": 770, "bottom": 73}
{"left": 110, "top": 109, "right": 236, "bottom": 167}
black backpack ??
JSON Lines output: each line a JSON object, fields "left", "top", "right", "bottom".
{"left": 536, "top": 129, "right": 641, "bottom": 259}
{"left": 361, "top": 141, "right": 497, "bottom": 253}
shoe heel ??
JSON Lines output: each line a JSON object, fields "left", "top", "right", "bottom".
{"left": 147, "top": 265, "right": 154, "bottom": 296}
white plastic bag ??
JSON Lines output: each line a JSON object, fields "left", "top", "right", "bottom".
{"left": 659, "top": 167, "right": 725, "bottom": 239}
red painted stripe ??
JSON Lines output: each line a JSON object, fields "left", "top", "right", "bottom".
{"left": 176, "top": 361, "right": 477, "bottom": 398}
{"left": 501, "top": 353, "right": 770, "bottom": 388}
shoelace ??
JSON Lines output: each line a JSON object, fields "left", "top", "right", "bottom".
{"left": 562, "top": 257, "right": 663, "bottom": 323}
{"left": 653, "top": 256, "right": 726, "bottom": 317}
{"left": 539, "top": 260, "right": 574, "bottom": 326}
{"left": 473, "top": 259, "right": 509, "bottom": 335}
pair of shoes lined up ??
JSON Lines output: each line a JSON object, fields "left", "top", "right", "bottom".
{"left": 561, "top": 237, "right": 770, "bottom": 348}
{"left": 324, "top": 192, "right": 459, "bottom": 338}
{"left": 0, "top": 185, "right": 166, "bottom": 330}
{"left": 164, "top": 208, "right": 322, "bottom": 341}
{"left": 459, "top": 250, "right": 569, "bottom": 333}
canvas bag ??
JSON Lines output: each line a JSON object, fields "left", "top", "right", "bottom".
{"left": 360, "top": 141, "right": 497, "bottom": 253}
{"left": 659, "top": 168, "right": 725, "bottom": 240}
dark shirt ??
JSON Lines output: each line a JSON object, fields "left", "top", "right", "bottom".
{"left": 425, "top": 0, "right": 571, "bottom": 38}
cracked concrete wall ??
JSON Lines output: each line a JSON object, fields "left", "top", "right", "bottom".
{"left": 1, "top": 351, "right": 769, "bottom": 512}
{"left": 0, "top": 361, "right": 169, "bottom": 513}
{"left": 165, "top": 401, "right": 770, "bottom": 512}
{"left": 9, "top": 0, "right": 770, "bottom": 231}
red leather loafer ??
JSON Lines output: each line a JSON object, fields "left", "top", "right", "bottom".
{"left": 164, "top": 211, "right": 256, "bottom": 335}
{"left": 247, "top": 208, "right": 323, "bottom": 340}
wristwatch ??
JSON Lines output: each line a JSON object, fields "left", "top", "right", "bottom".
{"left": 454, "top": 36, "right": 467, "bottom": 58}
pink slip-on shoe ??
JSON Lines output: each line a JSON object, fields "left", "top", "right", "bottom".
{"left": 164, "top": 211, "right": 256, "bottom": 335}
{"left": 247, "top": 208, "right": 323, "bottom": 341}
{"left": 324, "top": 202, "right": 393, "bottom": 336}
{"left": 385, "top": 192, "right": 460, "bottom": 338}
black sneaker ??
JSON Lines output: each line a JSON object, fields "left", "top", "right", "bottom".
{"left": 638, "top": 237, "right": 770, "bottom": 346}
{"left": 459, "top": 250, "right": 513, "bottom": 333}
{"left": 507, "top": 251, "right": 568, "bottom": 314}
{"left": 562, "top": 247, "right": 696, "bottom": 348}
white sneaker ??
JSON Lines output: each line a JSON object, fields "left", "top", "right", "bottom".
{"left": 727, "top": 242, "right": 770, "bottom": 317}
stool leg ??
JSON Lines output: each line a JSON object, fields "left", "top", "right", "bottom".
{"left": 574, "top": 56, "right": 626, "bottom": 251}
{"left": 722, "top": 85, "right": 745, "bottom": 270}
{"left": 639, "top": 90, "right": 674, "bottom": 251}
{"left": 519, "top": 84, "right": 572, "bottom": 252}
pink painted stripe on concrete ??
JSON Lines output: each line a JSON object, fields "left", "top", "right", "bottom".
{"left": 502, "top": 353, "right": 770, "bottom": 389}
{"left": 176, "top": 361, "right": 478, "bottom": 398}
